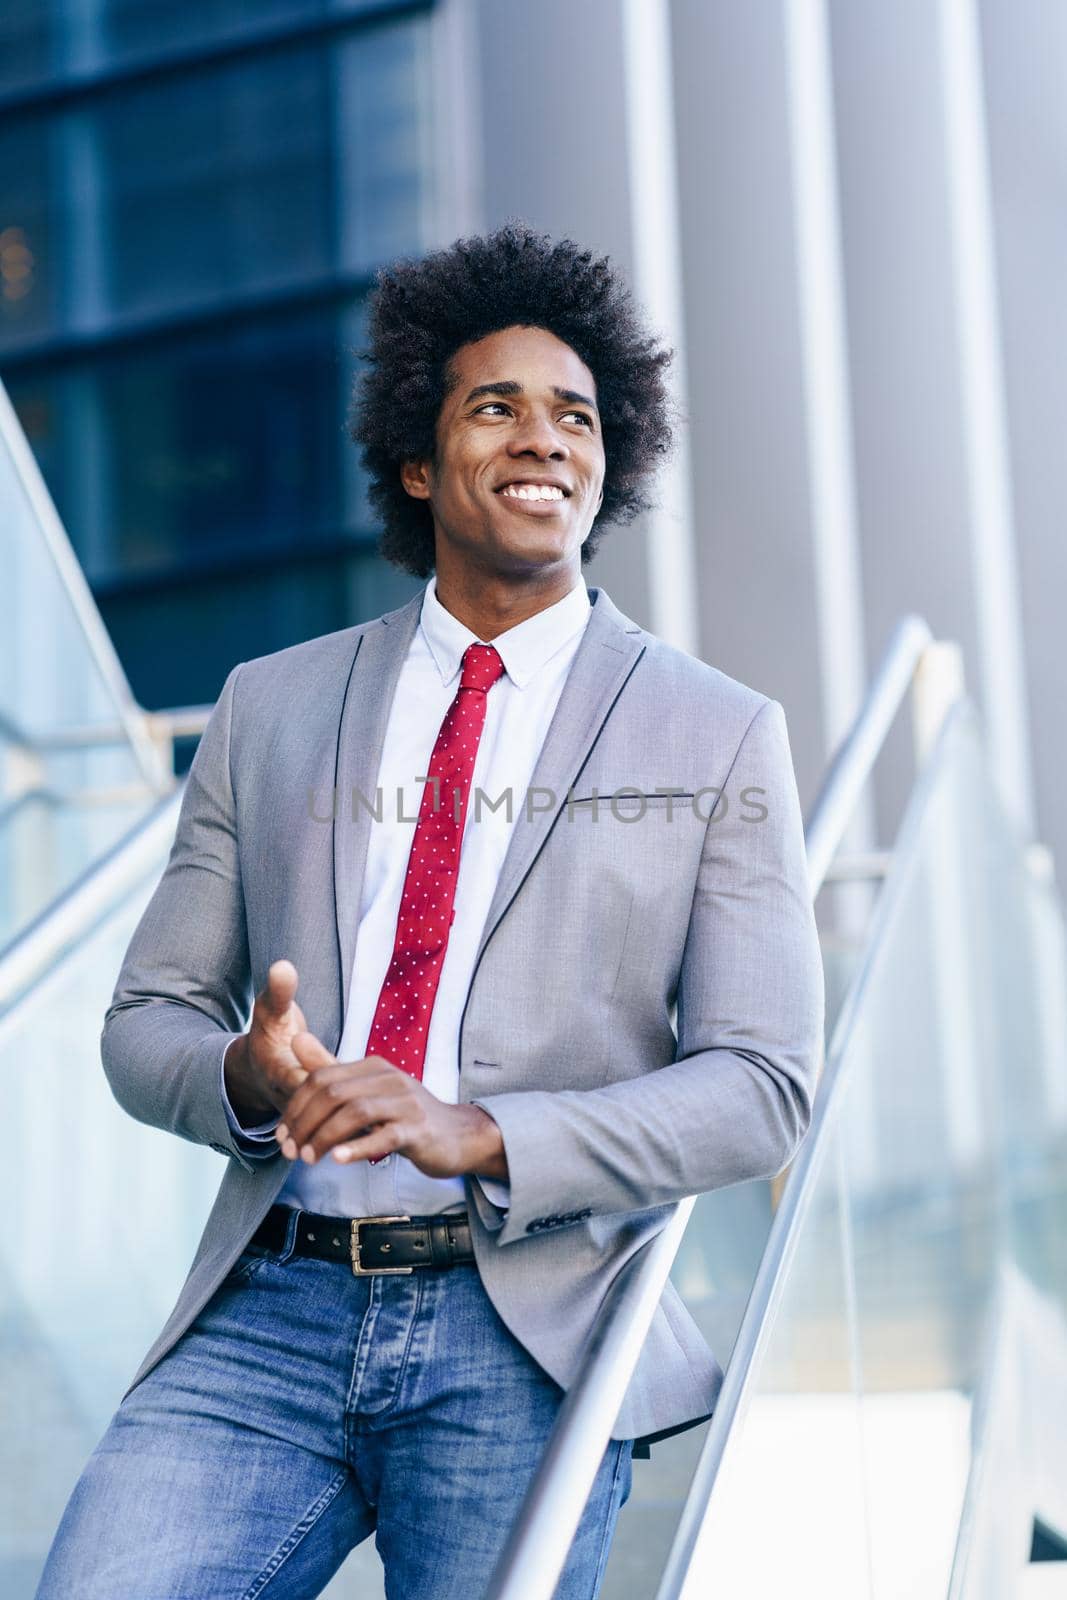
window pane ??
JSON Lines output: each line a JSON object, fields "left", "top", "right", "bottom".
{"left": 0, "top": 0, "right": 53, "bottom": 96}
{"left": 1, "top": 2, "right": 432, "bottom": 720}
{"left": 0, "top": 0, "right": 404, "bottom": 95}
{"left": 100, "top": 48, "right": 335, "bottom": 320}
{"left": 333, "top": 17, "right": 434, "bottom": 271}
{"left": 0, "top": 9, "right": 432, "bottom": 344}
{"left": 101, "top": 0, "right": 390, "bottom": 68}
{"left": 0, "top": 119, "right": 56, "bottom": 347}
{"left": 100, "top": 546, "right": 419, "bottom": 710}
{"left": 9, "top": 302, "right": 373, "bottom": 585}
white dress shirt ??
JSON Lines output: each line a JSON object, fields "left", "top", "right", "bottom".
{"left": 220, "top": 570, "right": 593, "bottom": 1218}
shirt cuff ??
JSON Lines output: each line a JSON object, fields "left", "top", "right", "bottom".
{"left": 219, "top": 1048, "right": 282, "bottom": 1144}
{"left": 476, "top": 1176, "right": 511, "bottom": 1212}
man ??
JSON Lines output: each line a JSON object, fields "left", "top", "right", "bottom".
{"left": 36, "top": 222, "right": 824, "bottom": 1599}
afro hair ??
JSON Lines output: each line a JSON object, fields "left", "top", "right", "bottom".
{"left": 346, "top": 219, "right": 679, "bottom": 578}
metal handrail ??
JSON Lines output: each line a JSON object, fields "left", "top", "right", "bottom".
{"left": 485, "top": 612, "right": 954, "bottom": 1600}
{"left": 0, "top": 786, "right": 184, "bottom": 1017}
{"left": 0, "top": 704, "right": 214, "bottom": 752}
{"left": 804, "top": 614, "right": 932, "bottom": 894}
{"left": 1, "top": 782, "right": 163, "bottom": 816}
{"left": 0, "top": 705, "right": 213, "bottom": 754}
{"left": 656, "top": 692, "right": 976, "bottom": 1599}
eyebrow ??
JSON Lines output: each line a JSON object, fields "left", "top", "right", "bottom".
{"left": 463, "top": 380, "right": 599, "bottom": 413}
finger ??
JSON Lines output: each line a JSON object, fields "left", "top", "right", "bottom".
{"left": 295, "top": 1101, "right": 406, "bottom": 1164}
{"left": 278, "top": 1053, "right": 392, "bottom": 1130}
{"left": 282, "top": 1077, "right": 404, "bottom": 1159}
{"left": 261, "top": 959, "right": 299, "bottom": 1018}
{"left": 330, "top": 1123, "right": 406, "bottom": 1166}
{"left": 272, "top": 1062, "right": 310, "bottom": 1100}
{"left": 274, "top": 1034, "right": 338, "bottom": 1139}
{"left": 291, "top": 1030, "right": 335, "bottom": 1073}
{"left": 275, "top": 1056, "right": 355, "bottom": 1132}
{"left": 277, "top": 1035, "right": 338, "bottom": 1123}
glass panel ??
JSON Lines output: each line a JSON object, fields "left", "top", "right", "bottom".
{"left": 646, "top": 703, "right": 1067, "bottom": 1598}
{"left": 0, "top": 854, "right": 223, "bottom": 1596}
{"left": 1013, "top": 865, "right": 1067, "bottom": 1309}
{"left": 0, "top": 383, "right": 160, "bottom": 943}
{"left": 601, "top": 936, "right": 847, "bottom": 1594}
{"left": 677, "top": 1140, "right": 872, "bottom": 1600}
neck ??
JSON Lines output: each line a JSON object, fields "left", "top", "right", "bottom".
{"left": 432, "top": 567, "right": 581, "bottom": 642}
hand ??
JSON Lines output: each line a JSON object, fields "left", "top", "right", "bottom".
{"left": 275, "top": 1032, "right": 508, "bottom": 1181}
{"left": 224, "top": 959, "right": 311, "bottom": 1120}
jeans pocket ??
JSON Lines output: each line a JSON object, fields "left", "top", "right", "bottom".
{"left": 223, "top": 1246, "right": 275, "bottom": 1286}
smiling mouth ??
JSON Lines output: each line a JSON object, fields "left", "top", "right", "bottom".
{"left": 495, "top": 488, "right": 569, "bottom": 516}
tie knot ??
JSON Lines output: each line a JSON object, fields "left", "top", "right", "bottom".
{"left": 459, "top": 643, "right": 505, "bottom": 693}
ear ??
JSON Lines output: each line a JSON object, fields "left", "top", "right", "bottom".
{"left": 400, "top": 459, "right": 433, "bottom": 501}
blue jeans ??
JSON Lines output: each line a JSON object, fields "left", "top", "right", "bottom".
{"left": 35, "top": 1208, "right": 633, "bottom": 1599}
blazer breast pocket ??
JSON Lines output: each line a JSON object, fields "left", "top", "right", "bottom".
{"left": 560, "top": 794, "right": 704, "bottom": 1005}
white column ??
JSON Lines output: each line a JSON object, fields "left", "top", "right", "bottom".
{"left": 936, "top": 0, "right": 1035, "bottom": 837}
{"left": 620, "top": 0, "right": 700, "bottom": 655}
{"left": 783, "top": 0, "right": 874, "bottom": 936}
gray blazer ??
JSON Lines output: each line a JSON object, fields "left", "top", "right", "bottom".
{"left": 102, "top": 583, "right": 824, "bottom": 1447}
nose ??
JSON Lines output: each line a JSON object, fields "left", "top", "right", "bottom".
{"left": 505, "top": 414, "right": 570, "bottom": 461}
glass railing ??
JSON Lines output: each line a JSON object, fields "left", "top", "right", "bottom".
{"left": 0, "top": 379, "right": 169, "bottom": 946}
{"left": 0, "top": 796, "right": 385, "bottom": 1600}
{"left": 6, "top": 686, "right": 1063, "bottom": 1599}
{"left": 0, "top": 827, "right": 223, "bottom": 1596}
{"left": 638, "top": 699, "right": 1067, "bottom": 1599}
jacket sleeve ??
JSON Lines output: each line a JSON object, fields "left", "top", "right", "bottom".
{"left": 99, "top": 662, "right": 275, "bottom": 1174}
{"left": 469, "top": 697, "right": 825, "bottom": 1246}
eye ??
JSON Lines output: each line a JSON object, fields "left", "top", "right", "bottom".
{"left": 474, "top": 402, "right": 594, "bottom": 428}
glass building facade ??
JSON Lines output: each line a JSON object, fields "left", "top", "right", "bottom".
{"left": 0, "top": 0, "right": 431, "bottom": 711}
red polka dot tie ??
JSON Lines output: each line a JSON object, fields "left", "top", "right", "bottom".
{"left": 364, "top": 642, "right": 506, "bottom": 1084}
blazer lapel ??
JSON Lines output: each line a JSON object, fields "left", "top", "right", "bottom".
{"left": 471, "top": 585, "right": 645, "bottom": 972}
{"left": 332, "top": 587, "right": 424, "bottom": 1034}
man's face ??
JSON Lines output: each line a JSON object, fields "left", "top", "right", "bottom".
{"left": 401, "top": 324, "right": 606, "bottom": 580}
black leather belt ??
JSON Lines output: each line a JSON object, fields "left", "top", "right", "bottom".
{"left": 250, "top": 1204, "right": 475, "bottom": 1275}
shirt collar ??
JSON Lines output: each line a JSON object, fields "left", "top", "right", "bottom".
{"left": 419, "top": 572, "right": 592, "bottom": 690}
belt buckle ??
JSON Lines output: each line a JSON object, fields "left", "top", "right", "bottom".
{"left": 350, "top": 1215, "right": 414, "bottom": 1276}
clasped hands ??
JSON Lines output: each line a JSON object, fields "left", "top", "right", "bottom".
{"left": 223, "top": 960, "right": 507, "bottom": 1182}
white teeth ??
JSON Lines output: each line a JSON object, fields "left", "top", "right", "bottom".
{"left": 501, "top": 484, "right": 565, "bottom": 501}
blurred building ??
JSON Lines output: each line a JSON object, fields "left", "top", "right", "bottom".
{"left": 1, "top": 0, "right": 1063, "bottom": 867}
{"left": 0, "top": 0, "right": 447, "bottom": 711}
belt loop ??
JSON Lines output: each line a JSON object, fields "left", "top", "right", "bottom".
{"left": 281, "top": 1205, "right": 301, "bottom": 1261}
{"left": 428, "top": 1220, "right": 449, "bottom": 1268}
